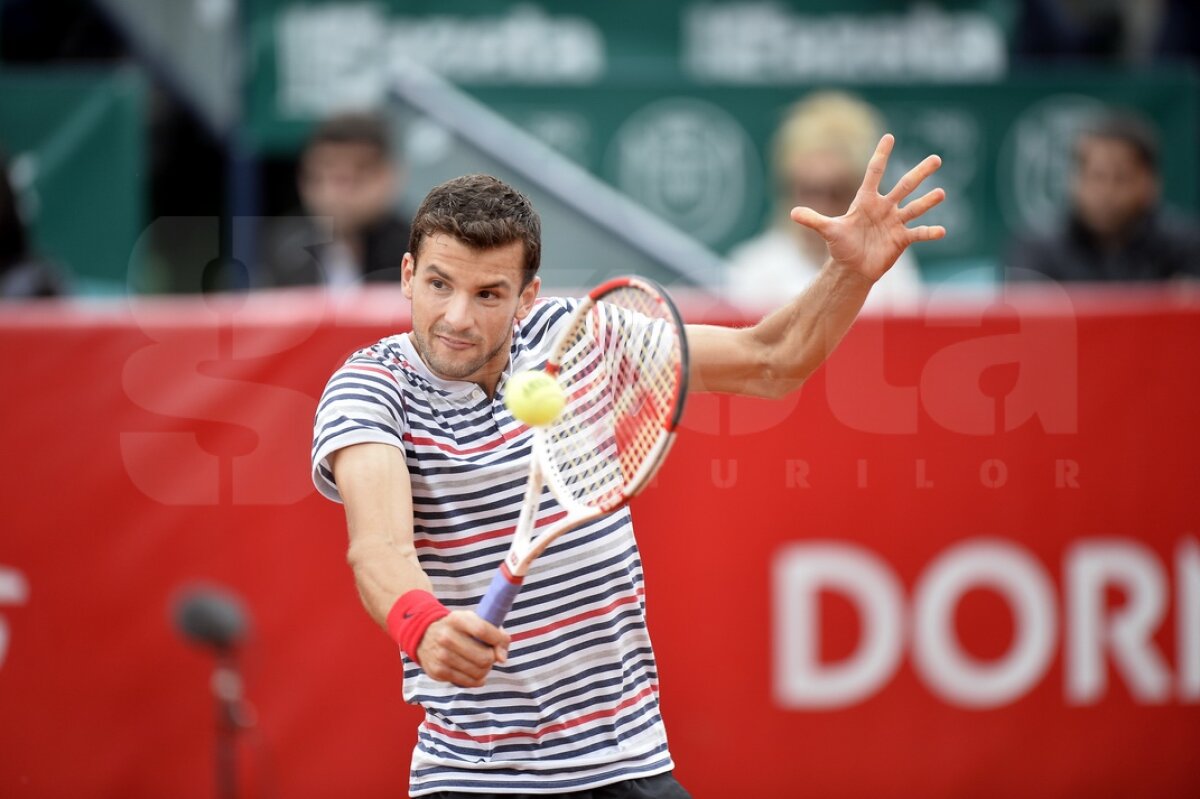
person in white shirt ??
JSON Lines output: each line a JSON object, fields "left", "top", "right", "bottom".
{"left": 727, "top": 91, "right": 923, "bottom": 310}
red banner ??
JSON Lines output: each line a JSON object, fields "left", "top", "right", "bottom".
{"left": 1, "top": 285, "right": 1198, "bottom": 798}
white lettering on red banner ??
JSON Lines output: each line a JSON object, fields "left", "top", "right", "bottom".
{"left": 774, "top": 537, "right": 1200, "bottom": 709}
{"left": 0, "top": 566, "right": 30, "bottom": 671}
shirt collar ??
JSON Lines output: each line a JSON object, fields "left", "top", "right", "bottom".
{"left": 396, "top": 325, "right": 522, "bottom": 398}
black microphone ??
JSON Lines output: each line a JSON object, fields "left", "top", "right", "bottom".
{"left": 170, "top": 584, "right": 255, "bottom": 799}
{"left": 172, "top": 585, "right": 249, "bottom": 653}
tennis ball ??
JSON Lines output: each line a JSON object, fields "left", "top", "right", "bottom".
{"left": 505, "top": 370, "right": 565, "bottom": 426}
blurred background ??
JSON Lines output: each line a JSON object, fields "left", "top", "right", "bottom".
{"left": 2, "top": 0, "right": 1197, "bottom": 295}
{"left": 1, "top": 1, "right": 1199, "bottom": 798}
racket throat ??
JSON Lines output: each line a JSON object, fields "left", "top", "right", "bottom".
{"left": 499, "top": 559, "right": 525, "bottom": 585}
{"left": 507, "top": 464, "right": 544, "bottom": 578}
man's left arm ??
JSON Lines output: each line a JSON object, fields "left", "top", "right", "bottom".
{"left": 689, "top": 134, "right": 945, "bottom": 398}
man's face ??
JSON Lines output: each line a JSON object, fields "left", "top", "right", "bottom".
{"left": 786, "top": 152, "right": 860, "bottom": 218}
{"left": 299, "top": 142, "right": 397, "bottom": 234}
{"left": 783, "top": 151, "right": 859, "bottom": 251}
{"left": 402, "top": 234, "right": 539, "bottom": 391}
{"left": 1072, "top": 136, "right": 1158, "bottom": 238}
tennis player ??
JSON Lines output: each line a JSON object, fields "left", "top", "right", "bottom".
{"left": 312, "top": 135, "right": 943, "bottom": 797}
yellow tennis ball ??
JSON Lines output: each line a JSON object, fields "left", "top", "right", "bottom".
{"left": 505, "top": 370, "right": 565, "bottom": 426}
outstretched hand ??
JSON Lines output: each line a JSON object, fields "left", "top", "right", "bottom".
{"left": 790, "top": 134, "right": 946, "bottom": 283}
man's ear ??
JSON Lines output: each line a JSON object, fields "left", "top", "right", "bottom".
{"left": 515, "top": 275, "right": 541, "bottom": 321}
{"left": 401, "top": 253, "right": 415, "bottom": 300}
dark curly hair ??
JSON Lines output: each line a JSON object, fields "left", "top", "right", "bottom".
{"left": 409, "top": 174, "right": 541, "bottom": 287}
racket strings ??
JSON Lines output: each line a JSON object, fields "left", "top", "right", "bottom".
{"left": 544, "top": 287, "right": 682, "bottom": 510}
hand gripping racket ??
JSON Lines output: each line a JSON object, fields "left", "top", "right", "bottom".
{"left": 476, "top": 276, "right": 689, "bottom": 627}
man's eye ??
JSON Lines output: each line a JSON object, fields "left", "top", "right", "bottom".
{"left": 479, "top": 291, "right": 495, "bottom": 300}
{"left": 430, "top": 279, "right": 446, "bottom": 290}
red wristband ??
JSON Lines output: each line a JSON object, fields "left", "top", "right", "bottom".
{"left": 386, "top": 590, "right": 450, "bottom": 666}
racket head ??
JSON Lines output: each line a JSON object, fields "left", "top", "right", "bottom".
{"left": 536, "top": 276, "right": 689, "bottom": 516}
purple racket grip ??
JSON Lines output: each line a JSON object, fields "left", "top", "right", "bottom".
{"left": 477, "top": 566, "right": 524, "bottom": 627}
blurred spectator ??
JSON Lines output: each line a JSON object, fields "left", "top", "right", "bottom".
{"left": 725, "top": 91, "right": 922, "bottom": 309}
{"left": 1006, "top": 111, "right": 1200, "bottom": 282}
{"left": 259, "top": 112, "right": 409, "bottom": 288}
{"left": 0, "top": 150, "right": 65, "bottom": 298}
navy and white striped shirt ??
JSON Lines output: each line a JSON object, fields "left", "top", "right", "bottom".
{"left": 312, "top": 297, "right": 674, "bottom": 795}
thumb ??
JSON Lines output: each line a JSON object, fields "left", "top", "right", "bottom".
{"left": 466, "top": 611, "right": 512, "bottom": 648}
{"left": 790, "top": 205, "right": 830, "bottom": 234}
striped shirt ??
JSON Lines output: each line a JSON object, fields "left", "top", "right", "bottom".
{"left": 311, "top": 297, "right": 674, "bottom": 795}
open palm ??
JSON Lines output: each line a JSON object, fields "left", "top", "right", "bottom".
{"left": 791, "top": 134, "right": 946, "bottom": 283}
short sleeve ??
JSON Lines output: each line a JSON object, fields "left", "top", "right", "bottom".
{"left": 311, "top": 356, "right": 407, "bottom": 502}
{"left": 592, "top": 299, "right": 676, "bottom": 376}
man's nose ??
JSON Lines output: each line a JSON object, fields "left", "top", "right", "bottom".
{"left": 443, "top": 291, "right": 473, "bottom": 330}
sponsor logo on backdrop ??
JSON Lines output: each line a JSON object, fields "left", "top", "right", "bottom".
{"left": 389, "top": 6, "right": 604, "bottom": 85}
{"left": 276, "top": 4, "right": 389, "bottom": 117}
{"left": 684, "top": 3, "right": 1006, "bottom": 83}
{"left": 275, "top": 0, "right": 1009, "bottom": 107}
{"left": 774, "top": 537, "right": 1200, "bottom": 709}
{"left": 0, "top": 567, "right": 29, "bottom": 671}
{"left": 276, "top": 3, "right": 604, "bottom": 115}
{"left": 608, "top": 98, "right": 760, "bottom": 245}
{"left": 998, "top": 95, "right": 1106, "bottom": 236}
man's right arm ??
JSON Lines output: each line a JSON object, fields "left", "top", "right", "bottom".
{"left": 330, "top": 442, "right": 510, "bottom": 687}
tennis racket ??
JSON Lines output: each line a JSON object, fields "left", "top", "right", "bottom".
{"left": 476, "top": 276, "right": 689, "bottom": 627}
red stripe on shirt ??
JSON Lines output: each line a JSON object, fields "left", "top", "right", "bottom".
{"left": 511, "top": 591, "right": 643, "bottom": 643}
{"left": 345, "top": 364, "right": 399, "bottom": 382}
{"left": 414, "top": 510, "right": 568, "bottom": 551}
{"left": 422, "top": 684, "right": 656, "bottom": 744}
{"left": 404, "top": 426, "right": 529, "bottom": 456}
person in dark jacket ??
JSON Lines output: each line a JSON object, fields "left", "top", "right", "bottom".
{"left": 1006, "top": 111, "right": 1200, "bottom": 282}
{"left": 259, "top": 112, "right": 410, "bottom": 289}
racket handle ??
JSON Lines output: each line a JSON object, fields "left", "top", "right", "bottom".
{"left": 476, "top": 566, "right": 524, "bottom": 627}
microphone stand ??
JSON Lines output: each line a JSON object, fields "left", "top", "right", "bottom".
{"left": 171, "top": 585, "right": 254, "bottom": 799}
{"left": 212, "top": 651, "right": 248, "bottom": 799}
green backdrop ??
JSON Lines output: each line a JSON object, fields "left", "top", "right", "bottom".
{"left": 243, "top": 0, "right": 1199, "bottom": 280}
{"left": 0, "top": 69, "right": 146, "bottom": 293}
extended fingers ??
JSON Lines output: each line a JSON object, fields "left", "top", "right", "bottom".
{"left": 888, "top": 154, "right": 942, "bottom": 202}
{"left": 860, "top": 133, "right": 895, "bottom": 195}
{"left": 899, "top": 187, "right": 946, "bottom": 224}
{"left": 906, "top": 224, "right": 946, "bottom": 243}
